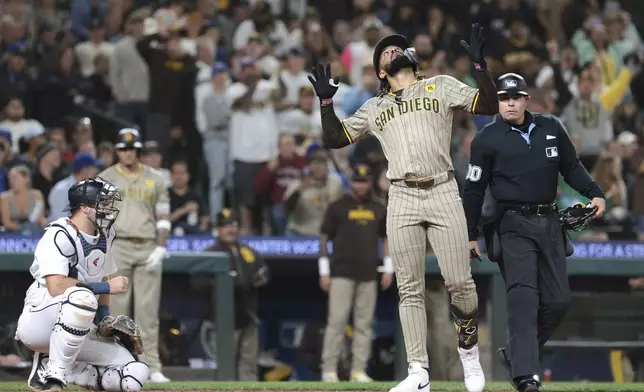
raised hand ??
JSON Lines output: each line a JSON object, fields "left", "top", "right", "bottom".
{"left": 460, "top": 23, "right": 487, "bottom": 71}
{"left": 307, "top": 63, "right": 340, "bottom": 102}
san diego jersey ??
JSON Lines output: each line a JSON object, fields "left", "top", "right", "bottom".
{"left": 23, "top": 218, "right": 117, "bottom": 307}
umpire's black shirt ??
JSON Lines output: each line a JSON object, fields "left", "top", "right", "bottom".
{"left": 463, "top": 111, "right": 605, "bottom": 241}
{"left": 321, "top": 194, "right": 387, "bottom": 281}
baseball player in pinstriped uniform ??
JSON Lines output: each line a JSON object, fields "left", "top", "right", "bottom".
{"left": 307, "top": 25, "right": 499, "bottom": 392}
{"left": 98, "top": 128, "right": 172, "bottom": 383}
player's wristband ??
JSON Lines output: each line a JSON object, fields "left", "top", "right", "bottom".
{"left": 84, "top": 281, "right": 111, "bottom": 295}
{"left": 156, "top": 219, "right": 171, "bottom": 231}
{"left": 472, "top": 58, "right": 487, "bottom": 71}
{"left": 383, "top": 256, "right": 394, "bottom": 273}
{"left": 320, "top": 98, "right": 333, "bottom": 106}
{"left": 318, "top": 256, "right": 330, "bottom": 276}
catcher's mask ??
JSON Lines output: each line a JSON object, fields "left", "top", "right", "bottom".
{"left": 558, "top": 202, "right": 597, "bottom": 232}
{"left": 65, "top": 177, "right": 122, "bottom": 231}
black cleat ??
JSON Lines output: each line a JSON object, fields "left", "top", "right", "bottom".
{"left": 517, "top": 379, "right": 540, "bottom": 392}
{"left": 497, "top": 347, "right": 517, "bottom": 389}
{"left": 27, "top": 352, "right": 48, "bottom": 391}
{"left": 41, "top": 377, "right": 64, "bottom": 392}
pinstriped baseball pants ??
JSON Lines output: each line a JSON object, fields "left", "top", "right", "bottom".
{"left": 387, "top": 176, "right": 478, "bottom": 367}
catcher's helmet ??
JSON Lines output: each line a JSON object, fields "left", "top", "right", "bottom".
{"left": 373, "top": 34, "right": 417, "bottom": 80}
{"left": 216, "top": 208, "right": 238, "bottom": 227}
{"left": 496, "top": 73, "right": 529, "bottom": 96}
{"left": 115, "top": 128, "right": 143, "bottom": 150}
{"left": 65, "top": 177, "right": 122, "bottom": 230}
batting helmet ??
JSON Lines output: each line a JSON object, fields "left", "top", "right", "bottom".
{"left": 115, "top": 128, "right": 143, "bottom": 149}
{"left": 496, "top": 73, "right": 529, "bottom": 96}
{"left": 373, "top": 34, "right": 416, "bottom": 80}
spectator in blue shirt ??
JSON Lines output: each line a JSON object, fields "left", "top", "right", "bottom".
{"left": 71, "top": 0, "right": 107, "bottom": 41}
{"left": 47, "top": 151, "right": 101, "bottom": 221}
{"left": 340, "top": 62, "right": 379, "bottom": 116}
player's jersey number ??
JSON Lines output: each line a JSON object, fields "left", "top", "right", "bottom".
{"left": 465, "top": 164, "right": 482, "bottom": 182}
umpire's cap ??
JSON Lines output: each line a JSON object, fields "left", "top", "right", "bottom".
{"left": 373, "top": 34, "right": 411, "bottom": 80}
{"left": 115, "top": 128, "right": 143, "bottom": 149}
{"left": 496, "top": 73, "right": 529, "bottom": 96}
{"left": 216, "top": 208, "right": 239, "bottom": 227}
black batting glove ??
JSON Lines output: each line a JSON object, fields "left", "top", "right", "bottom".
{"left": 307, "top": 63, "right": 339, "bottom": 104}
{"left": 460, "top": 23, "right": 487, "bottom": 71}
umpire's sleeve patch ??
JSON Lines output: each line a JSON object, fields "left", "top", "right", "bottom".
{"left": 465, "top": 164, "right": 483, "bottom": 182}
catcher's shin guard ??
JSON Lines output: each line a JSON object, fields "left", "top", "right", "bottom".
{"left": 65, "top": 363, "right": 99, "bottom": 390}
{"left": 48, "top": 286, "right": 97, "bottom": 382}
{"left": 66, "top": 361, "right": 149, "bottom": 392}
{"left": 102, "top": 361, "right": 149, "bottom": 392}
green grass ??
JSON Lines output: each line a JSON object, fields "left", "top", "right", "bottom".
{"left": 1, "top": 381, "right": 644, "bottom": 391}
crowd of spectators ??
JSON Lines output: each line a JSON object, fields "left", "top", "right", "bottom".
{"left": 0, "top": 0, "right": 642, "bottom": 242}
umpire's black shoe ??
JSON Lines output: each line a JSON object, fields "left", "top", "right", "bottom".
{"left": 497, "top": 347, "right": 517, "bottom": 389}
{"left": 517, "top": 379, "right": 540, "bottom": 392}
{"left": 27, "top": 352, "right": 48, "bottom": 391}
{"left": 41, "top": 377, "right": 64, "bottom": 392}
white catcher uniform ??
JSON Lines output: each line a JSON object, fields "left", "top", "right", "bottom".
{"left": 15, "top": 218, "right": 149, "bottom": 391}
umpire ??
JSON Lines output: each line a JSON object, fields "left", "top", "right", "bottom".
{"left": 206, "top": 209, "right": 269, "bottom": 381}
{"left": 462, "top": 74, "right": 606, "bottom": 392}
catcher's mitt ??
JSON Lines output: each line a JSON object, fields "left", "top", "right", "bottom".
{"left": 558, "top": 202, "right": 597, "bottom": 232}
{"left": 97, "top": 315, "right": 144, "bottom": 355}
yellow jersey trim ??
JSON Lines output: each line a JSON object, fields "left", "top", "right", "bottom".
{"left": 471, "top": 91, "right": 480, "bottom": 114}
{"left": 115, "top": 163, "right": 143, "bottom": 180}
{"left": 340, "top": 120, "right": 353, "bottom": 144}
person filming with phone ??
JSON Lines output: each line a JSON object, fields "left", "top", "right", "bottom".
{"left": 283, "top": 151, "right": 344, "bottom": 237}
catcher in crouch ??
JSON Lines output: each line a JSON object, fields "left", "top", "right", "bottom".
{"left": 16, "top": 177, "right": 149, "bottom": 392}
